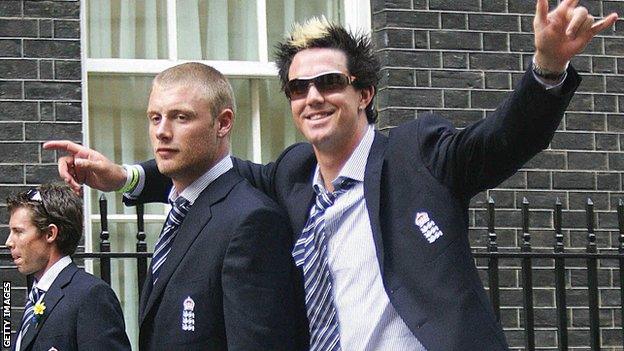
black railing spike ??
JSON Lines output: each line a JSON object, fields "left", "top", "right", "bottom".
{"left": 586, "top": 198, "right": 595, "bottom": 244}
{"left": 585, "top": 198, "right": 599, "bottom": 349}
{"left": 522, "top": 198, "right": 530, "bottom": 248}
{"left": 553, "top": 196, "right": 568, "bottom": 349}
{"left": 618, "top": 199, "right": 624, "bottom": 349}
{"left": 618, "top": 200, "right": 624, "bottom": 253}
{"left": 487, "top": 197, "right": 497, "bottom": 251}
{"left": 488, "top": 197, "right": 496, "bottom": 238}
{"left": 136, "top": 203, "right": 145, "bottom": 236}
{"left": 99, "top": 193, "right": 108, "bottom": 234}
{"left": 98, "top": 193, "right": 111, "bottom": 285}
{"left": 486, "top": 196, "right": 500, "bottom": 321}
{"left": 135, "top": 203, "right": 147, "bottom": 297}
{"left": 555, "top": 199, "right": 564, "bottom": 253}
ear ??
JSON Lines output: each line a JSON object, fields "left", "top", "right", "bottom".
{"left": 359, "top": 86, "right": 375, "bottom": 111}
{"left": 216, "top": 108, "right": 234, "bottom": 138}
{"left": 45, "top": 223, "right": 59, "bottom": 244}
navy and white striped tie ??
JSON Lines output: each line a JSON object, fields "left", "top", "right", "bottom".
{"left": 292, "top": 178, "right": 355, "bottom": 351}
{"left": 151, "top": 196, "right": 191, "bottom": 284}
{"left": 19, "top": 286, "right": 42, "bottom": 340}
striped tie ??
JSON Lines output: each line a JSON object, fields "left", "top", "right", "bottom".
{"left": 292, "top": 178, "right": 355, "bottom": 351}
{"left": 151, "top": 196, "right": 191, "bottom": 284}
{"left": 19, "top": 286, "right": 42, "bottom": 340}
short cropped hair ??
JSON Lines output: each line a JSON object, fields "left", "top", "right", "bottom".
{"left": 7, "top": 183, "right": 83, "bottom": 256}
{"left": 153, "top": 62, "right": 236, "bottom": 118}
{"left": 275, "top": 17, "right": 381, "bottom": 123}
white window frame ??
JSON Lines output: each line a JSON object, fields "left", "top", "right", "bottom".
{"left": 80, "top": 0, "right": 371, "bottom": 254}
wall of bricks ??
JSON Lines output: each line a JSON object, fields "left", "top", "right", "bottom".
{"left": 372, "top": 0, "right": 624, "bottom": 349}
{"left": 0, "top": 0, "right": 81, "bottom": 345}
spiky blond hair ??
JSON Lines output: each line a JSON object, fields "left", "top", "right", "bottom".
{"left": 274, "top": 18, "right": 381, "bottom": 123}
{"left": 287, "top": 17, "right": 332, "bottom": 49}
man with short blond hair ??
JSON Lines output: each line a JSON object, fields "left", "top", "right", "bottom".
{"left": 45, "top": 63, "right": 306, "bottom": 350}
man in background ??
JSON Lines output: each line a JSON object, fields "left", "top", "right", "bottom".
{"left": 6, "top": 183, "right": 130, "bottom": 351}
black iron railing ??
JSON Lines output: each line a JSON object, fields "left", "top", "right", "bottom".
{"left": 472, "top": 197, "right": 624, "bottom": 350}
{"left": 2, "top": 195, "right": 624, "bottom": 350}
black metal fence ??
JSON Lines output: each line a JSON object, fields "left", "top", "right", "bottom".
{"left": 472, "top": 197, "right": 624, "bottom": 350}
{"left": 2, "top": 195, "right": 624, "bottom": 350}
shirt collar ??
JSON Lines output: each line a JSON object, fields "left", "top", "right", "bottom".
{"left": 313, "top": 124, "right": 375, "bottom": 192}
{"left": 34, "top": 255, "right": 72, "bottom": 293}
{"left": 168, "top": 156, "right": 234, "bottom": 205}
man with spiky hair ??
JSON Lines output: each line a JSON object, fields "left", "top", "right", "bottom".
{"left": 46, "top": 1, "right": 617, "bottom": 350}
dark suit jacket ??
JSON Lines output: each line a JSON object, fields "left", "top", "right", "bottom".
{"left": 136, "top": 67, "right": 580, "bottom": 350}
{"left": 14, "top": 262, "right": 130, "bottom": 351}
{"left": 126, "top": 169, "right": 307, "bottom": 350}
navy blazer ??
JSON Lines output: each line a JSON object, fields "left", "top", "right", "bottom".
{"left": 14, "top": 262, "right": 130, "bottom": 351}
{"left": 136, "top": 67, "right": 580, "bottom": 350}
{"left": 127, "top": 169, "right": 308, "bottom": 350}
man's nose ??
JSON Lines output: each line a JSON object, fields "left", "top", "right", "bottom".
{"left": 305, "top": 83, "right": 325, "bottom": 105}
{"left": 156, "top": 118, "right": 172, "bottom": 140}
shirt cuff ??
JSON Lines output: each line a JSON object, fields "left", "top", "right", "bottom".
{"left": 532, "top": 69, "right": 568, "bottom": 91}
{"left": 531, "top": 55, "right": 569, "bottom": 92}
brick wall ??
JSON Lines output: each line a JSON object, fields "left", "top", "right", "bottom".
{"left": 0, "top": 0, "right": 81, "bottom": 346}
{"left": 372, "top": 0, "right": 624, "bottom": 349}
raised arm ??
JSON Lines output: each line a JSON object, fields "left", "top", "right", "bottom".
{"left": 418, "top": 1, "right": 617, "bottom": 198}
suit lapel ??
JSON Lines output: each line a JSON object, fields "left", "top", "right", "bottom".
{"left": 140, "top": 169, "right": 242, "bottom": 325}
{"left": 289, "top": 182, "right": 315, "bottom": 238}
{"left": 19, "top": 263, "right": 78, "bottom": 351}
{"left": 364, "top": 132, "right": 387, "bottom": 274}
{"left": 287, "top": 152, "right": 317, "bottom": 239}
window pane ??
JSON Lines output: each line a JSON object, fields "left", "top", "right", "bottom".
{"left": 87, "top": 74, "right": 166, "bottom": 216}
{"left": 259, "top": 79, "right": 304, "bottom": 163}
{"left": 229, "top": 78, "right": 303, "bottom": 163}
{"left": 176, "top": 0, "right": 258, "bottom": 61}
{"left": 87, "top": 0, "right": 168, "bottom": 59}
{"left": 229, "top": 79, "right": 253, "bottom": 160}
{"left": 266, "top": 0, "right": 342, "bottom": 61}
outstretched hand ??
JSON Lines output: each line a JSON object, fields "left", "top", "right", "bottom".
{"left": 43, "top": 140, "right": 127, "bottom": 195}
{"left": 534, "top": 0, "right": 618, "bottom": 72}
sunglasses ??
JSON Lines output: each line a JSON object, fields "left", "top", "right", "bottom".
{"left": 285, "top": 71, "right": 355, "bottom": 100}
{"left": 26, "top": 188, "right": 50, "bottom": 217}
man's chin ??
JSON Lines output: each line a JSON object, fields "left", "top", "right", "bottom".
{"left": 155, "top": 162, "right": 177, "bottom": 178}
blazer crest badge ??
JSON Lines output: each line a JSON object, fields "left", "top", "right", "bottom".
{"left": 181, "top": 296, "right": 196, "bottom": 332}
{"left": 415, "top": 211, "right": 443, "bottom": 243}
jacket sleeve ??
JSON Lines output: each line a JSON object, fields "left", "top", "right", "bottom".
{"left": 414, "top": 65, "right": 581, "bottom": 199}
